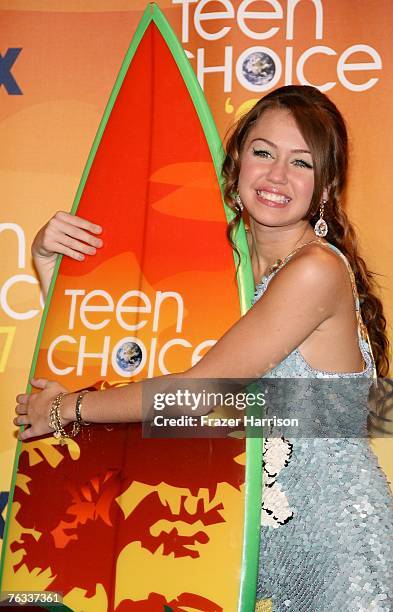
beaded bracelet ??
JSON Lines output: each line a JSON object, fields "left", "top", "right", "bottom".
{"left": 48, "top": 392, "right": 81, "bottom": 444}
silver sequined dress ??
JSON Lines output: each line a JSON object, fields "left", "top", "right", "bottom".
{"left": 254, "top": 241, "right": 393, "bottom": 611}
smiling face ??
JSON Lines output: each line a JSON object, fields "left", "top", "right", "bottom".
{"left": 238, "top": 108, "right": 320, "bottom": 229}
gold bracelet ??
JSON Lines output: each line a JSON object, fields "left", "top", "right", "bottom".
{"left": 75, "top": 390, "right": 91, "bottom": 427}
{"left": 48, "top": 392, "right": 64, "bottom": 432}
{"left": 49, "top": 392, "right": 81, "bottom": 444}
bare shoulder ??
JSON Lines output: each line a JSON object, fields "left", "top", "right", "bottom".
{"left": 279, "top": 242, "right": 348, "bottom": 289}
{"left": 261, "top": 242, "right": 349, "bottom": 318}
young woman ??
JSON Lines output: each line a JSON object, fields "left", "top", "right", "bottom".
{"left": 15, "top": 86, "right": 393, "bottom": 610}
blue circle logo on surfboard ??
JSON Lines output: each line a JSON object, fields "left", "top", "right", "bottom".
{"left": 115, "top": 341, "right": 143, "bottom": 373}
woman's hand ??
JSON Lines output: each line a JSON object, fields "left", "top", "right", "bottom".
{"left": 14, "top": 378, "right": 70, "bottom": 442}
{"left": 32, "top": 211, "right": 103, "bottom": 298}
{"left": 32, "top": 210, "right": 103, "bottom": 262}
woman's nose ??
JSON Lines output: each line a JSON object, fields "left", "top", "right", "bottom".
{"left": 266, "top": 159, "right": 288, "bottom": 184}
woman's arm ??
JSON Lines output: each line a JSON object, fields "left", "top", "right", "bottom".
{"left": 15, "top": 244, "right": 345, "bottom": 440}
{"left": 32, "top": 211, "right": 103, "bottom": 299}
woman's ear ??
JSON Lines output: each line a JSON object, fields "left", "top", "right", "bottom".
{"left": 322, "top": 187, "right": 329, "bottom": 201}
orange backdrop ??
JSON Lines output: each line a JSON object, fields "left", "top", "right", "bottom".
{"left": 1, "top": 0, "right": 392, "bottom": 550}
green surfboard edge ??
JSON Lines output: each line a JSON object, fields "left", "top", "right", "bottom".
{"left": 152, "top": 7, "right": 261, "bottom": 608}
{"left": 0, "top": 4, "right": 261, "bottom": 610}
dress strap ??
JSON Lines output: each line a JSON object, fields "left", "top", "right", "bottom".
{"left": 261, "top": 238, "right": 323, "bottom": 279}
{"left": 280, "top": 238, "right": 323, "bottom": 262}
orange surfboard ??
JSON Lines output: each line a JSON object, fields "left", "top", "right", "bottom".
{"left": 0, "top": 5, "right": 260, "bottom": 610}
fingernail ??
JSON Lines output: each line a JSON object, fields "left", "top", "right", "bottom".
{"left": 94, "top": 225, "right": 102, "bottom": 233}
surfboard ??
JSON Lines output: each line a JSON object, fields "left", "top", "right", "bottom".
{"left": 0, "top": 4, "right": 260, "bottom": 610}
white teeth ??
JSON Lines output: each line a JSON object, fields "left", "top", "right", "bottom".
{"left": 257, "top": 190, "right": 290, "bottom": 204}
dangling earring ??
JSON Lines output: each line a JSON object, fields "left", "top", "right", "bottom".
{"left": 314, "top": 199, "right": 328, "bottom": 237}
{"left": 234, "top": 192, "right": 244, "bottom": 213}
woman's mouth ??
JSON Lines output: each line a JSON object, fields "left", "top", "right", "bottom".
{"left": 256, "top": 189, "right": 291, "bottom": 207}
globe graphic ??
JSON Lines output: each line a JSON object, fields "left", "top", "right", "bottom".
{"left": 115, "top": 341, "right": 143, "bottom": 373}
{"left": 242, "top": 51, "right": 275, "bottom": 87}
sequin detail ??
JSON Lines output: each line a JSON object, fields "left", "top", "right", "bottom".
{"left": 253, "top": 241, "right": 393, "bottom": 611}
{"left": 262, "top": 437, "right": 294, "bottom": 528}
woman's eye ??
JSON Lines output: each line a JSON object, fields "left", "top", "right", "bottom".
{"left": 252, "top": 148, "right": 272, "bottom": 159}
{"left": 293, "top": 158, "right": 313, "bottom": 169}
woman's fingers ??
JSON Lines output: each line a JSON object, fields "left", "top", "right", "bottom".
{"left": 14, "top": 379, "right": 69, "bottom": 442}
{"left": 14, "top": 415, "right": 30, "bottom": 426}
{"left": 52, "top": 218, "right": 103, "bottom": 249}
{"left": 30, "top": 377, "right": 50, "bottom": 389}
{"left": 53, "top": 211, "right": 102, "bottom": 236}
{"left": 16, "top": 393, "right": 29, "bottom": 404}
{"left": 33, "top": 211, "right": 103, "bottom": 260}
{"left": 51, "top": 244, "right": 86, "bottom": 261}
{"left": 43, "top": 220, "right": 103, "bottom": 261}
{"left": 59, "top": 234, "right": 98, "bottom": 256}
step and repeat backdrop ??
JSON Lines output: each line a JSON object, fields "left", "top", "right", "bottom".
{"left": 1, "top": 0, "right": 392, "bottom": 551}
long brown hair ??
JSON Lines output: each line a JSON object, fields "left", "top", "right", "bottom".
{"left": 222, "top": 85, "right": 389, "bottom": 378}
